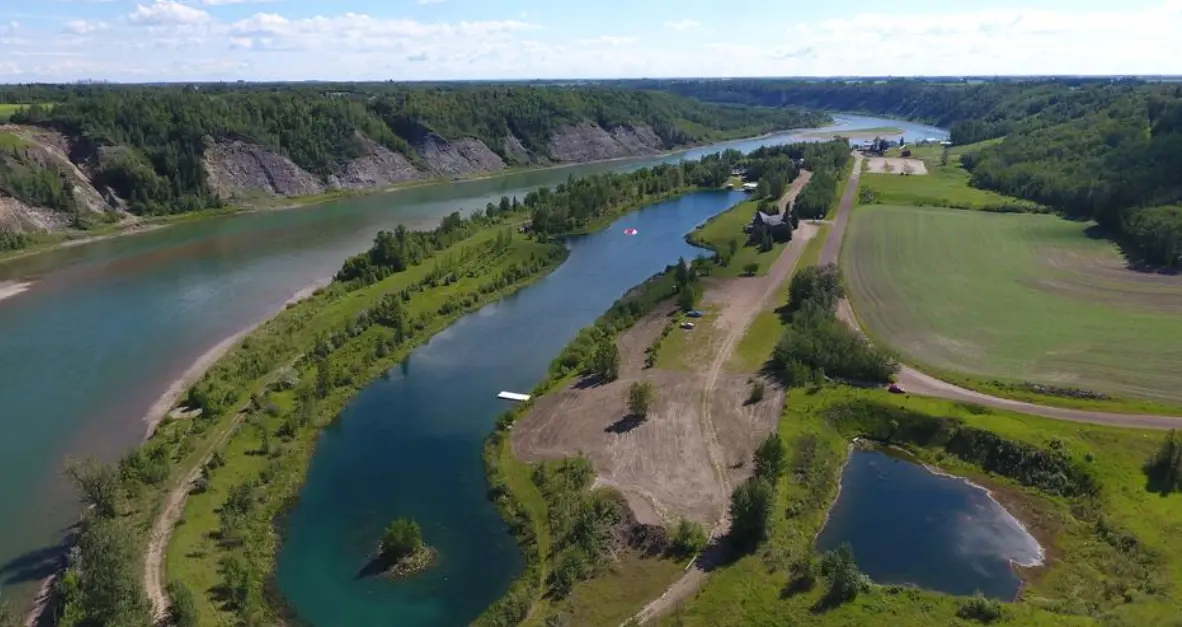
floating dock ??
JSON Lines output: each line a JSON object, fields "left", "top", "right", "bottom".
{"left": 497, "top": 391, "right": 532, "bottom": 402}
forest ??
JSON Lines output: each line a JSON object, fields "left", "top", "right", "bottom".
{"left": 622, "top": 78, "right": 1182, "bottom": 268}
{"left": 3, "top": 85, "right": 824, "bottom": 217}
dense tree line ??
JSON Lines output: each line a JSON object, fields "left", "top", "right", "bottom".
{"left": 6, "top": 85, "right": 823, "bottom": 216}
{"left": 824, "top": 399, "right": 1099, "bottom": 498}
{"left": 770, "top": 265, "right": 898, "bottom": 385}
{"left": 622, "top": 77, "right": 1182, "bottom": 267}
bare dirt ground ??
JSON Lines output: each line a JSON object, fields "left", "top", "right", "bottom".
{"left": 827, "top": 152, "right": 1181, "bottom": 430}
{"left": 865, "top": 157, "right": 928, "bottom": 175}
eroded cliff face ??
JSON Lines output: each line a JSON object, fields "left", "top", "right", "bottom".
{"left": 203, "top": 140, "right": 326, "bottom": 199}
{"left": 0, "top": 125, "right": 127, "bottom": 234}
{"left": 0, "top": 118, "right": 682, "bottom": 240}
{"left": 546, "top": 123, "right": 666, "bottom": 162}
{"left": 417, "top": 134, "right": 506, "bottom": 178}
{"left": 328, "top": 135, "right": 424, "bottom": 190}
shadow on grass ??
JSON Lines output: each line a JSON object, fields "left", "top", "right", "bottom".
{"left": 605, "top": 414, "right": 646, "bottom": 434}
{"left": 1083, "top": 223, "right": 1180, "bottom": 276}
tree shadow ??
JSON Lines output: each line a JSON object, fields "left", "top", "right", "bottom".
{"left": 605, "top": 414, "right": 645, "bottom": 434}
{"left": 355, "top": 554, "right": 393, "bottom": 580}
{"left": 573, "top": 374, "right": 610, "bottom": 390}
{"left": 0, "top": 523, "right": 77, "bottom": 586}
{"left": 1143, "top": 468, "right": 1178, "bottom": 497}
{"left": 1084, "top": 223, "right": 1180, "bottom": 275}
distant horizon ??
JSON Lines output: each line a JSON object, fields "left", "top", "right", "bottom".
{"left": 4, "top": 74, "right": 1182, "bottom": 88}
{"left": 1, "top": 0, "right": 1180, "bottom": 83}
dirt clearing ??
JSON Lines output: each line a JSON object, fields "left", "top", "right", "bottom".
{"left": 866, "top": 157, "right": 928, "bottom": 175}
{"left": 512, "top": 223, "right": 819, "bottom": 528}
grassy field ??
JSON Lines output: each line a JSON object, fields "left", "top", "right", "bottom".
{"left": 655, "top": 306, "right": 722, "bottom": 371}
{"left": 843, "top": 204, "right": 1182, "bottom": 403}
{"left": 662, "top": 386, "right": 1182, "bottom": 627}
{"left": 730, "top": 223, "right": 830, "bottom": 373}
{"left": 0, "top": 104, "right": 30, "bottom": 122}
{"left": 860, "top": 142, "right": 1045, "bottom": 212}
{"left": 689, "top": 199, "right": 789, "bottom": 277}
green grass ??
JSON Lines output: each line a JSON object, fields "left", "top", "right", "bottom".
{"left": 663, "top": 386, "right": 1182, "bottom": 626}
{"left": 544, "top": 553, "right": 684, "bottom": 625}
{"left": 690, "top": 199, "right": 789, "bottom": 277}
{"left": 655, "top": 307, "right": 721, "bottom": 371}
{"left": 729, "top": 223, "right": 830, "bottom": 373}
{"left": 860, "top": 142, "right": 1045, "bottom": 212}
{"left": 0, "top": 104, "right": 31, "bottom": 122}
{"left": 843, "top": 204, "right": 1182, "bottom": 404}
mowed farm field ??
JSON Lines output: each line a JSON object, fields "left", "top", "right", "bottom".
{"left": 843, "top": 204, "right": 1182, "bottom": 401}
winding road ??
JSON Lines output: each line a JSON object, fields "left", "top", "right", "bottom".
{"left": 828, "top": 152, "right": 1182, "bottom": 430}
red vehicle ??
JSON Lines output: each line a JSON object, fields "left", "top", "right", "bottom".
{"left": 888, "top": 383, "right": 905, "bottom": 394}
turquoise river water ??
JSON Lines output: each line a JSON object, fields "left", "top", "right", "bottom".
{"left": 0, "top": 115, "right": 949, "bottom": 607}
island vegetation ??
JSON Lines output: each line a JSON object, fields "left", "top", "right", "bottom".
{"left": 371, "top": 518, "right": 435, "bottom": 578}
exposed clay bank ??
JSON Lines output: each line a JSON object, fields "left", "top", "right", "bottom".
{"left": 816, "top": 446, "right": 1044, "bottom": 600}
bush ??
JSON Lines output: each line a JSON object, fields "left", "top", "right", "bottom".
{"left": 670, "top": 518, "right": 708, "bottom": 557}
{"left": 957, "top": 593, "right": 1005, "bottom": 623}
{"left": 747, "top": 380, "right": 765, "bottom": 404}
{"left": 729, "top": 476, "right": 774, "bottom": 551}
{"left": 167, "top": 581, "right": 200, "bottom": 627}
{"left": 743, "top": 262, "right": 759, "bottom": 276}
{"left": 381, "top": 518, "right": 424, "bottom": 560}
{"left": 1144, "top": 429, "right": 1182, "bottom": 495}
{"left": 628, "top": 381, "right": 655, "bottom": 418}
{"left": 819, "top": 543, "right": 868, "bottom": 609}
{"left": 753, "top": 433, "right": 787, "bottom": 482}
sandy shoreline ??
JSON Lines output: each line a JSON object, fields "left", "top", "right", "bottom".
{"left": 141, "top": 280, "right": 329, "bottom": 439}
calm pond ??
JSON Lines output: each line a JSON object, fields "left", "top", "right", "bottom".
{"left": 276, "top": 190, "right": 747, "bottom": 625}
{"left": 816, "top": 446, "right": 1043, "bottom": 600}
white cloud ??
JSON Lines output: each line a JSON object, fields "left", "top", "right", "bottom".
{"left": 417, "top": 0, "right": 447, "bottom": 4}
{"left": 579, "top": 35, "right": 636, "bottom": 46}
{"left": 200, "top": 0, "right": 283, "bottom": 5}
{"left": 5, "top": 1, "right": 1182, "bottom": 81}
{"left": 664, "top": 19, "right": 701, "bottom": 32}
{"left": 63, "top": 19, "right": 108, "bottom": 35}
{"left": 128, "top": 1, "right": 211, "bottom": 26}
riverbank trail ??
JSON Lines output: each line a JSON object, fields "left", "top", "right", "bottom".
{"left": 826, "top": 152, "right": 1182, "bottom": 430}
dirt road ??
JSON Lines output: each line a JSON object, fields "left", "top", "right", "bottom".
{"left": 828, "top": 152, "right": 1181, "bottom": 430}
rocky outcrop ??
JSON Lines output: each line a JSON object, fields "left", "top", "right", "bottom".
{"left": 501, "top": 133, "right": 534, "bottom": 166}
{"left": 417, "top": 134, "right": 505, "bottom": 178}
{"left": 547, "top": 122, "right": 666, "bottom": 163}
{"left": 203, "top": 140, "right": 326, "bottom": 199}
{"left": 0, "top": 125, "right": 127, "bottom": 233}
{"left": 329, "top": 135, "right": 425, "bottom": 190}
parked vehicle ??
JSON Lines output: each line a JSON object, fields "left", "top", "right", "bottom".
{"left": 686, "top": 310, "right": 704, "bottom": 318}
{"left": 681, "top": 322, "right": 696, "bottom": 330}
{"left": 888, "top": 383, "right": 905, "bottom": 394}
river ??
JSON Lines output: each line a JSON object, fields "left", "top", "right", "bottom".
{"left": 0, "top": 114, "right": 948, "bottom": 605}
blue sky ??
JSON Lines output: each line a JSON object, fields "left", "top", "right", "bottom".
{"left": 1, "top": 0, "right": 1180, "bottom": 82}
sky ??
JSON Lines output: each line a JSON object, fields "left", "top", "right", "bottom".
{"left": 1, "top": 0, "right": 1181, "bottom": 82}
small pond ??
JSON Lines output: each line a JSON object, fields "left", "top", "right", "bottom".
{"left": 815, "top": 446, "right": 1043, "bottom": 600}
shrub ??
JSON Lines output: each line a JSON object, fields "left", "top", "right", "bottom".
{"left": 819, "top": 543, "right": 868, "bottom": 609}
{"left": 381, "top": 518, "right": 424, "bottom": 560}
{"left": 743, "top": 262, "right": 760, "bottom": 277}
{"left": 628, "top": 381, "right": 655, "bottom": 418}
{"left": 957, "top": 593, "right": 1005, "bottom": 623}
{"left": 670, "top": 519, "right": 708, "bottom": 557}
{"left": 747, "top": 380, "right": 765, "bottom": 404}
{"left": 729, "top": 476, "right": 774, "bottom": 551}
{"left": 167, "top": 581, "right": 200, "bottom": 627}
{"left": 753, "top": 434, "right": 787, "bottom": 482}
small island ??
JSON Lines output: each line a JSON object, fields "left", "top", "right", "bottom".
{"left": 370, "top": 517, "right": 436, "bottom": 579}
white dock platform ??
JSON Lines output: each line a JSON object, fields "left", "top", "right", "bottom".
{"left": 498, "top": 391, "right": 532, "bottom": 402}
